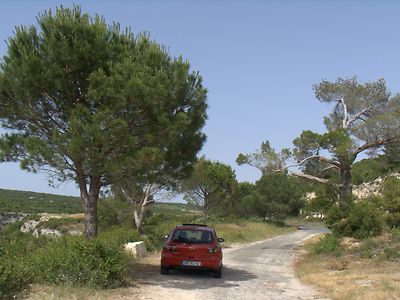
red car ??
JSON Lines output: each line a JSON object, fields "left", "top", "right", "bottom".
{"left": 160, "top": 224, "right": 224, "bottom": 278}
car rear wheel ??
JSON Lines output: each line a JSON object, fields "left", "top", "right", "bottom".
{"left": 213, "top": 266, "right": 222, "bottom": 278}
{"left": 160, "top": 265, "right": 169, "bottom": 275}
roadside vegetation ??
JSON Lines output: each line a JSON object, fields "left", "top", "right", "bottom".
{"left": 0, "top": 200, "right": 295, "bottom": 299}
{"left": 294, "top": 174, "right": 400, "bottom": 300}
{"left": 295, "top": 229, "right": 400, "bottom": 300}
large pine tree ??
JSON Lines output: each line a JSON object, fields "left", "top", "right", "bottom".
{"left": 0, "top": 6, "right": 207, "bottom": 238}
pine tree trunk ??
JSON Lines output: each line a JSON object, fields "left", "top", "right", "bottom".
{"left": 77, "top": 171, "right": 101, "bottom": 239}
{"left": 339, "top": 166, "right": 353, "bottom": 210}
{"left": 83, "top": 192, "right": 98, "bottom": 239}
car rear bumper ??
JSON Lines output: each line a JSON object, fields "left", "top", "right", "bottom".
{"left": 161, "top": 253, "right": 222, "bottom": 271}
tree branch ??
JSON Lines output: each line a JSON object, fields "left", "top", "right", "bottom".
{"left": 354, "top": 136, "right": 400, "bottom": 156}
{"left": 341, "top": 97, "right": 349, "bottom": 129}
{"left": 281, "top": 155, "right": 341, "bottom": 170}
{"left": 347, "top": 106, "right": 372, "bottom": 127}
{"left": 319, "top": 165, "right": 339, "bottom": 175}
{"left": 290, "top": 171, "right": 329, "bottom": 183}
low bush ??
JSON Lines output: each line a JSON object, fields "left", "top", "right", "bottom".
{"left": 311, "top": 234, "right": 342, "bottom": 256}
{"left": 0, "top": 224, "right": 140, "bottom": 298}
{"left": 325, "top": 205, "right": 345, "bottom": 226}
{"left": 32, "top": 235, "right": 129, "bottom": 288}
{"left": 96, "top": 225, "right": 141, "bottom": 250}
{"left": 381, "top": 246, "right": 400, "bottom": 261}
{"left": 333, "top": 202, "right": 383, "bottom": 239}
{"left": 0, "top": 232, "right": 48, "bottom": 299}
{"left": 0, "top": 257, "right": 32, "bottom": 299}
{"left": 357, "top": 238, "right": 378, "bottom": 259}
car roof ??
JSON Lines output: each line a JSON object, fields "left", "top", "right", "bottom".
{"left": 174, "top": 224, "right": 214, "bottom": 232}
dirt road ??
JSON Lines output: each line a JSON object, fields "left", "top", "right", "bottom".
{"left": 134, "top": 226, "right": 330, "bottom": 300}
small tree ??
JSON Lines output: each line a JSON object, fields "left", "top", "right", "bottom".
{"left": 0, "top": 6, "right": 207, "bottom": 238}
{"left": 249, "top": 172, "right": 304, "bottom": 222}
{"left": 112, "top": 179, "right": 177, "bottom": 233}
{"left": 381, "top": 176, "right": 400, "bottom": 228}
{"left": 181, "top": 157, "right": 237, "bottom": 219}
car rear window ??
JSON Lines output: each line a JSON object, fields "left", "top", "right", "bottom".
{"left": 171, "top": 229, "right": 213, "bottom": 244}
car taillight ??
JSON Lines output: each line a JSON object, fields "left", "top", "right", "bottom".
{"left": 163, "top": 245, "right": 176, "bottom": 251}
{"left": 208, "top": 247, "right": 220, "bottom": 253}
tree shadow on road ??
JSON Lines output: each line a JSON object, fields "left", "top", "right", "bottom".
{"left": 129, "top": 263, "right": 257, "bottom": 290}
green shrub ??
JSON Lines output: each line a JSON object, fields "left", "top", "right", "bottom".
{"left": 333, "top": 202, "right": 383, "bottom": 239}
{"left": 357, "top": 238, "right": 378, "bottom": 259}
{"left": 98, "top": 198, "right": 133, "bottom": 229}
{"left": 325, "top": 205, "right": 345, "bottom": 226}
{"left": 312, "top": 234, "right": 342, "bottom": 256}
{"left": 96, "top": 225, "right": 140, "bottom": 250}
{"left": 0, "top": 233, "right": 48, "bottom": 299}
{"left": 391, "top": 227, "right": 400, "bottom": 241}
{"left": 381, "top": 246, "right": 400, "bottom": 261}
{"left": 0, "top": 258, "right": 31, "bottom": 300}
{"left": 32, "top": 235, "right": 128, "bottom": 288}
{"left": 381, "top": 177, "right": 400, "bottom": 228}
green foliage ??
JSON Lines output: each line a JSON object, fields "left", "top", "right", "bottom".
{"left": 311, "top": 234, "right": 342, "bottom": 256}
{"left": 249, "top": 173, "right": 305, "bottom": 222}
{"left": 236, "top": 141, "right": 290, "bottom": 174}
{"left": 182, "top": 157, "right": 237, "bottom": 218}
{"left": 383, "top": 143, "right": 400, "bottom": 171}
{"left": 325, "top": 204, "right": 345, "bottom": 226}
{"left": 357, "top": 238, "right": 378, "bottom": 258}
{"left": 0, "top": 224, "right": 140, "bottom": 297}
{"left": 98, "top": 198, "right": 133, "bottom": 229}
{"left": 333, "top": 202, "right": 383, "bottom": 239}
{"left": 380, "top": 176, "right": 400, "bottom": 228}
{"left": 0, "top": 232, "right": 49, "bottom": 299}
{"left": 381, "top": 246, "right": 400, "bottom": 261}
{"left": 226, "top": 182, "right": 255, "bottom": 217}
{"left": 304, "top": 184, "right": 338, "bottom": 215}
{"left": 0, "top": 188, "right": 82, "bottom": 213}
{"left": 32, "top": 236, "right": 128, "bottom": 288}
{"left": 0, "top": 257, "right": 31, "bottom": 300}
{"left": 96, "top": 225, "right": 140, "bottom": 250}
{"left": 352, "top": 157, "right": 389, "bottom": 185}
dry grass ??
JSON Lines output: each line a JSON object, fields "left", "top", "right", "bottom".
{"left": 295, "top": 235, "right": 400, "bottom": 300}
{"left": 27, "top": 284, "right": 141, "bottom": 300}
{"left": 213, "top": 221, "right": 295, "bottom": 246}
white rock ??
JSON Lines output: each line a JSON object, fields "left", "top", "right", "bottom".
{"left": 20, "top": 220, "right": 40, "bottom": 233}
{"left": 38, "top": 228, "right": 62, "bottom": 237}
{"left": 124, "top": 241, "right": 147, "bottom": 258}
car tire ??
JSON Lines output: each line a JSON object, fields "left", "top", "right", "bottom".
{"left": 213, "top": 266, "right": 222, "bottom": 278}
{"left": 160, "top": 265, "right": 169, "bottom": 275}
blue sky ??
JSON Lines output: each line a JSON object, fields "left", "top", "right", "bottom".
{"left": 1, "top": 0, "right": 400, "bottom": 196}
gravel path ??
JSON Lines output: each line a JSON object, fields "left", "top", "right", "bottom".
{"left": 135, "top": 226, "right": 330, "bottom": 300}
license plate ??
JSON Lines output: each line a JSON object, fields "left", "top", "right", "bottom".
{"left": 182, "top": 260, "right": 202, "bottom": 267}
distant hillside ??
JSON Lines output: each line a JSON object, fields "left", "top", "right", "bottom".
{"left": 0, "top": 188, "right": 193, "bottom": 215}
{"left": 0, "top": 189, "right": 83, "bottom": 214}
